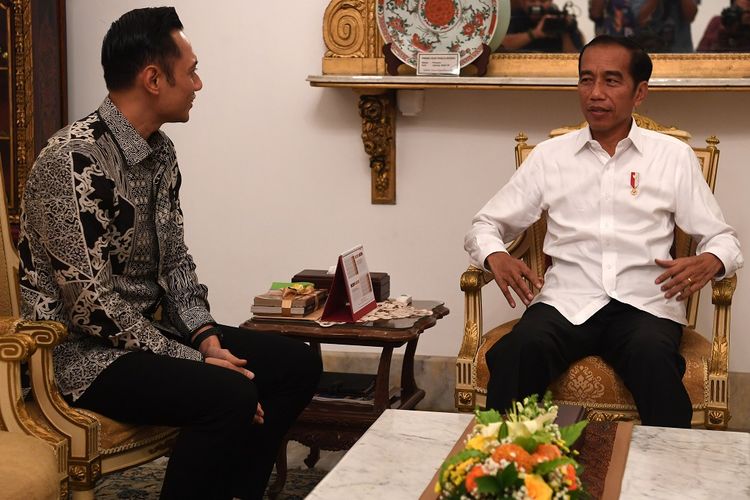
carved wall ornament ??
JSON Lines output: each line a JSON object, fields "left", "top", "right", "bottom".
{"left": 358, "top": 93, "right": 396, "bottom": 203}
{"left": 323, "top": 0, "right": 368, "bottom": 58}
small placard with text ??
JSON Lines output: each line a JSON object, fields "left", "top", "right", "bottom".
{"left": 417, "top": 53, "right": 460, "bottom": 76}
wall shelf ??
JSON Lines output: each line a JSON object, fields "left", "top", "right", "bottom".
{"left": 309, "top": 75, "right": 750, "bottom": 92}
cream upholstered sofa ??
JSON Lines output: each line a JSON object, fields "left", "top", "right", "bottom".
{"left": 455, "top": 114, "right": 736, "bottom": 429}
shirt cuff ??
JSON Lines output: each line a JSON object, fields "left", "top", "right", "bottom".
{"left": 701, "top": 248, "right": 738, "bottom": 281}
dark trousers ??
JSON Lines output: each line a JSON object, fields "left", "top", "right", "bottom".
{"left": 73, "top": 324, "right": 322, "bottom": 500}
{"left": 485, "top": 300, "right": 692, "bottom": 428}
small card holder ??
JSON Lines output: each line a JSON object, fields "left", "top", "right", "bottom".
{"left": 321, "top": 244, "right": 377, "bottom": 322}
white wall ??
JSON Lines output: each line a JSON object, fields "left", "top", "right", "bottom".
{"left": 67, "top": 1, "right": 749, "bottom": 372}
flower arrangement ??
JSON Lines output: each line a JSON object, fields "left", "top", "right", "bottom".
{"left": 436, "top": 393, "right": 588, "bottom": 500}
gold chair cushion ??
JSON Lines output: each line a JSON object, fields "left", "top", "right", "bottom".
{"left": 92, "top": 412, "right": 177, "bottom": 454}
{"left": 0, "top": 431, "right": 59, "bottom": 500}
{"left": 476, "top": 319, "right": 709, "bottom": 410}
{"left": 26, "top": 400, "right": 177, "bottom": 454}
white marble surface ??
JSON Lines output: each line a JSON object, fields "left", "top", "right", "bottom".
{"left": 306, "top": 409, "right": 472, "bottom": 500}
{"left": 309, "top": 409, "right": 750, "bottom": 500}
{"left": 620, "top": 425, "right": 750, "bottom": 499}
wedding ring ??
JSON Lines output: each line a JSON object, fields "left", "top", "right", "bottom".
{"left": 687, "top": 277, "right": 693, "bottom": 284}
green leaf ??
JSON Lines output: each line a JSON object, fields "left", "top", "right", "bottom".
{"left": 497, "top": 462, "right": 522, "bottom": 490}
{"left": 439, "top": 449, "right": 486, "bottom": 475}
{"left": 559, "top": 420, "right": 588, "bottom": 447}
{"left": 533, "top": 456, "right": 576, "bottom": 476}
{"left": 499, "top": 421, "right": 509, "bottom": 439}
{"left": 512, "top": 435, "right": 539, "bottom": 453}
{"left": 475, "top": 408, "right": 502, "bottom": 425}
{"left": 475, "top": 476, "right": 501, "bottom": 494}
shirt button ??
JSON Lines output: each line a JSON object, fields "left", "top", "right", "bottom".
{"left": 607, "top": 264, "right": 613, "bottom": 270}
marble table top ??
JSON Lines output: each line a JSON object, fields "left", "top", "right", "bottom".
{"left": 620, "top": 425, "right": 750, "bottom": 499}
{"left": 307, "top": 409, "right": 750, "bottom": 500}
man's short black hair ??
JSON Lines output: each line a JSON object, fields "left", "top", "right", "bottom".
{"left": 101, "top": 7, "right": 184, "bottom": 91}
{"left": 578, "top": 35, "right": 653, "bottom": 86}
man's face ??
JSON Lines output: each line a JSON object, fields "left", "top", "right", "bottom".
{"left": 157, "top": 30, "right": 202, "bottom": 123}
{"left": 578, "top": 44, "right": 647, "bottom": 141}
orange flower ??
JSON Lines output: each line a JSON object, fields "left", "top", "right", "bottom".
{"left": 564, "top": 464, "right": 578, "bottom": 491}
{"left": 491, "top": 443, "right": 534, "bottom": 472}
{"left": 465, "top": 464, "right": 486, "bottom": 492}
{"left": 524, "top": 474, "right": 553, "bottom": 500}
{"left": 531, "top": 443, "right": 562, "bottom": 465}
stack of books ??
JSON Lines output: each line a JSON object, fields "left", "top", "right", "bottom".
{"left": 251, "top": 287, "right": 327, "bottom": 317}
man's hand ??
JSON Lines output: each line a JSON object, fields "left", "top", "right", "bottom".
{"left": 253, "top": 403, "right": 264, "bottom": 425}
{"left": 485, "top": 252, "right": 543, "bottom": 308}
{"left": 655, "top": 253, "right": 724, "bottom": 301}
{"left": 203, "top": 345, "right": 255, "bottom": 380}
{"left": 533, "top": 15, "right": 552, "bottom": 39}
{"left": 192, "top": 327, "right": 261, "bottom": 423}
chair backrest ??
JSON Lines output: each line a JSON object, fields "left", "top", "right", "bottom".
{"left": 513, "top": 113, "right": 720, "bottom": 329}
{"left": 0, "top": 164, "right": 20, "bottom": 317}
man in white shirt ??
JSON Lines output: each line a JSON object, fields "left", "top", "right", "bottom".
{"left": 464, "top": 35, "right": 743, "bottom": 427}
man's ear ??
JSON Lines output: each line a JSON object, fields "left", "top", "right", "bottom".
{"left": 140, "top": 65, "right": 161, "bottom": 96}
{"left": 633, "top": 81, "right": 648, "bottom": 107}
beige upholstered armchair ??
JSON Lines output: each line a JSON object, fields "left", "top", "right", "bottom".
{"left": 0, "top": 167, "right": 177, "bottom": 498}
{"left": 455, "top": 114, "right": 736, "bottom": 430}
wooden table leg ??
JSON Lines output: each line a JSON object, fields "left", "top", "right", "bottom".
{"left": 401, "top": 338, "right": 419, "bottom": 399}
{"left": 304, "top": 446, "right": 321, "bottom": 468}
{"left": 373, "top": 346, "right": 394, "bottom": 413}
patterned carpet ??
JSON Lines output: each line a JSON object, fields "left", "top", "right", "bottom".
{"left": 94, "top": 457, "right": 328, "bottom": 499}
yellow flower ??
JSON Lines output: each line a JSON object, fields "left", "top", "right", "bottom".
{"left": 466, "top": 434, "right": 491, "bottom": 451}
{"left": 524, "top": 474, "right": 553, "bottom": 500}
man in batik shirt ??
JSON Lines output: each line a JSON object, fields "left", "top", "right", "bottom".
{"left": 19, "top": 7, "right": 321, "bottom": 499}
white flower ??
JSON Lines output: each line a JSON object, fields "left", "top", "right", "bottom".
{"left": 506, "top": 406, "right": 558, "bottom": 438}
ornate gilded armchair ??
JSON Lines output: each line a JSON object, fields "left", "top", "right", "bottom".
{"left": 0, "top": 163, "right": 68, "bottom": 496}
{"left": 0, "top": 167, "right": 177, "bottom": 499}
{"left": 455, "top": 114, "right": 736, "bottom": 429}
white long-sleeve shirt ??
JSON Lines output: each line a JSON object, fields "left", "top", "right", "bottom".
{"left": 464, "top": 123, "right": 743, "bottom": 325}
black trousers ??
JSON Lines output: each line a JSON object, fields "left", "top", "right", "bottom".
{"left": 485, "top": 300, "right": 692, "bottom": 428}
{"left": 73, "top": 324, "right": 322, "bottom": 500}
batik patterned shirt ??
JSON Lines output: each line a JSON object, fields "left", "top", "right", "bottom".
{"left": 19, "top": 97, "right": 212, "bottom": 399}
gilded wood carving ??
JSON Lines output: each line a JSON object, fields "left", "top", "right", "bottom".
{"left": 358, "top": 93, "right": 396, "bottom": 204}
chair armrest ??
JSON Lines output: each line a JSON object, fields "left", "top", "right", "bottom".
{"left": 0, "top": 320, "right": 37, "bottom": 432}
{"left": 705, "top": 275, "right": 737, "bottom": 429}
{"left": 16, "top": 321, "right": 101, "bottom": 468}
{"left": 456, "top": 266, "right": 494, "bottom": 411}
{"left": 708, "top": 275, "right": 736, "bottom": 374}
{"left": 0, "top": 320, "right": 70, "bottom": 487}
{"left": 458, "top": 265, "right": 493, "bottom": 358}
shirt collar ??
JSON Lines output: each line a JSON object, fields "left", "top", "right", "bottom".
{"left": 574, "top": 118, "right": 644, "bottom": 155}
{"left": 97, "top": 97, "right": 166, "bottom": 166}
